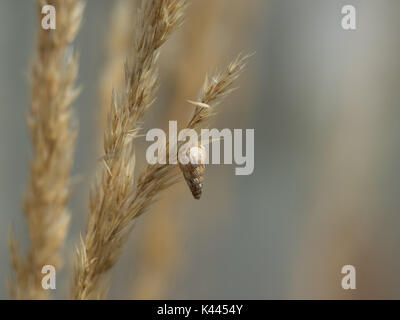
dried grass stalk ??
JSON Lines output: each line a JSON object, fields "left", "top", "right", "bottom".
{"left": 9, "top": 0, "right": 84, "bottom": 299}
{"left": 128, "top": 52, "right": 250, "bottom": 290}
{"left": 131, "top": 1, "right": 224, "bottom": 297}
{"left": 71, "top": 0, "right": 249, "bottom": 298}
{"left": 71, "top": 0, "right": 187, "bottom": 300}
{"left": 187, "top": 53, "right": 251, "bottom": 130}
{"left": 72, "top": 49, "right": 248, "bottom": 300}
{"left": 124, "top": 54, "right": 250, "bottom": 236}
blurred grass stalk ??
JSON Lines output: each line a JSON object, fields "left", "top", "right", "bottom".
{"left": 9, "top": 0, "right": 84, "bottom": 299}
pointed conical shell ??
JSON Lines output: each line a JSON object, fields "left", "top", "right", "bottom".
{"left": 180, "top": 162, "right": 205, "bottom": 199}
{"left": 179, "top": 145, "right": 206, "bottom": 199}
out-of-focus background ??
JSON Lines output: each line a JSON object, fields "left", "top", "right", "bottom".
{"left": 1, "top": 0, "right": 400, "bottom": 299}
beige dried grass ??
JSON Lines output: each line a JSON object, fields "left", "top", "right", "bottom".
{"left": 71, "top": 0, "right": 249, "bottom": 299}
{"left": 71, "top": 49, "right": 248, "bottom": 299}
{"left": 7, "top": 0, "right": 250, "bottom": 301}
{"left": 129, "top": 52, "right": 250, "bottom": 296}
{"left": 187, "top": 54, "right": 251, "bottom": 131}
{"left": 132, "top": 53, "right": 250, "bottom": 224}
{"left": 130, "top": 0, "right": 243, "bottom": 298}
{"left": 9, "top": 0, "right": 84, "bottom": 299}
{"left": 71, "top": 0, "right": 187, "bottom": 300}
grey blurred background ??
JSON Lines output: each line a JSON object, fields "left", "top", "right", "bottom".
{"left": 2, "top": 0, "right": 400, "bottom": 299}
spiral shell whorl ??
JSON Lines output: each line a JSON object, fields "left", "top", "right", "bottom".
{"left": 179, "top": 145, "right": 206, "bottom": 199}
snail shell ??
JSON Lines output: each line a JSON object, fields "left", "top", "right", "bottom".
{"left": 179, "top": 145, "right": 206, "bottom": 200}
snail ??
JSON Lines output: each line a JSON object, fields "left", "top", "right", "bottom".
{"left": 178, "top": 144, "right": 206, "bottom": 200}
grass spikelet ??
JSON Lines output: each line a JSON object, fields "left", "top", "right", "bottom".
{"left": 187, "top": 53, "right": 251, "bottom": 131}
